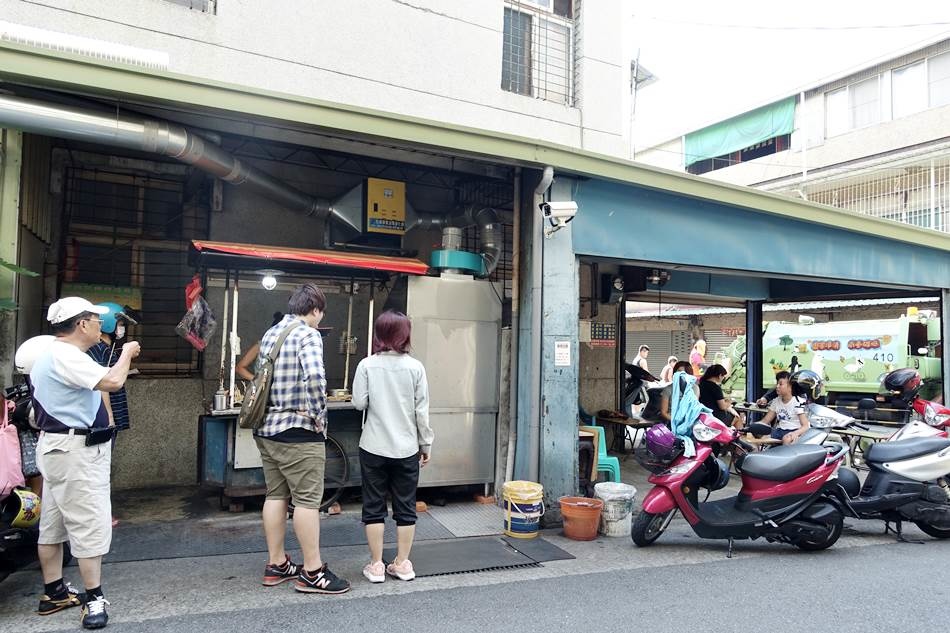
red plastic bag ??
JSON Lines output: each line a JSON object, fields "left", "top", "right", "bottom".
{"left": 176, "top": 277, "right": 217, "bottom": 351}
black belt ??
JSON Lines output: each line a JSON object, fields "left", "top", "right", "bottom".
{"left": 42, "top": 427, "right": 91, "bottom": 435}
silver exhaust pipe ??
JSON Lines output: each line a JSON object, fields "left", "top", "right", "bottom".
{"left": 0, "top": 94, "right": 360, "bottom": 232}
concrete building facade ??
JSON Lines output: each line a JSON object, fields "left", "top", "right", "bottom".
{"left": 636, "top": 36, "right": 950, "bottom": 232}
{"left": 1, "top": 0, "right": 634, "bottom": 157}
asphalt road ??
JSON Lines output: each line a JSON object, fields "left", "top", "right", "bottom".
{"left": 3, "top": 518, "right": 948, "bottom": 632}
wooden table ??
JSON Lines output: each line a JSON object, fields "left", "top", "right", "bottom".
{"left": 833, "top": 427, "right": 892, "bottom": 468}
{"left": 599, "top": 416, "right": 655, "bottom": 453}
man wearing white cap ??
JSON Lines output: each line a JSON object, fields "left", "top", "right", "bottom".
{"left": 28, "top": 297, "right": 140, "bottom": 629}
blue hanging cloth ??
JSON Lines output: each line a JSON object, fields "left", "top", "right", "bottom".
{"left": 669, "top": 371, "right": 711, "bottom": 457}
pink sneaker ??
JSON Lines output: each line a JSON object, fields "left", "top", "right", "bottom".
{"left": 386, "top": 559, "right": 415, "bottom": 581}
{"left": 362, "top": 561, "right": 385, "bottom": 583}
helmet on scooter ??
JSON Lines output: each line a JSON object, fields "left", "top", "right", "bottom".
{"left": 644, "top": 423, "right": 682, "bottom": 461}
{"left": 790, "top": 369, "right": 824, "bottom": 402}
{"left": 702, "top": 458, "right": 731, "bottom": 492}
{"left": 14, "top": 335, "right": 55, "bottom": 374}
{"left": 0, "top": 488, "right": 41, "bottom": 529}
{"left": 882, "top": 368, "right": 921, "bottom": 401}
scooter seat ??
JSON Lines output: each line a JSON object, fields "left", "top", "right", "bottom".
{"left": 740, "top": 444, "right": 828, "bottom": 482}
{"left": 864, "top": 437, "right": 950, "bottom": 464}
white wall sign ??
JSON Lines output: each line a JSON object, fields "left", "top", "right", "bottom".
{"left": 554, "top": 340, "right": 571, "bottom": 366}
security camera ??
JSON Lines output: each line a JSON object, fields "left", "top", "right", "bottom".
{"left": 540, "top": 200, "right": 578, "bottom": 238}
{"left": 540, "top": 200, "right": 578, "bottom": 222}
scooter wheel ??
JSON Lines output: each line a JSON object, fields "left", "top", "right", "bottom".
{"left": 631, "top": 510, "right": 673, "bottom": 547}
{"left": 915, "top": 521, "right": 950, "bottom": 539}
{"left": 795, "top": 507, "right": 844, "bottom": 551}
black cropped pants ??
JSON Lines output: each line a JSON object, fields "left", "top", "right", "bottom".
{"left": 360, "top": 448, "right": 420, "bottom": 526}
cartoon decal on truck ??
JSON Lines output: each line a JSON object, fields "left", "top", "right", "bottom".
{"left": 717, "top": 311, "right": 942, "bottom": 402}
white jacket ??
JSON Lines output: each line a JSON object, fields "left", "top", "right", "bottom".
{"left": 352, "top": 351, "right": 433, "bottom": 459}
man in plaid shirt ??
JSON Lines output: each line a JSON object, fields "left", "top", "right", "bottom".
{"left": 253, "top": 283, "right": 350, "bottom": 595}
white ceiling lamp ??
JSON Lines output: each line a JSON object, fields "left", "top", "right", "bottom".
{"left": 258, "top": 269, "right": 283, "bottom": 291}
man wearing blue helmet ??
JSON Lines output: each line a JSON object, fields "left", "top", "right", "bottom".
{"left": 87, "top": 303, "right": 137, "bottom": 432}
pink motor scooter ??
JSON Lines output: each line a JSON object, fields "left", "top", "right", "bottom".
{"left": 633, "top": 413, "right": 848, "bottom": 556}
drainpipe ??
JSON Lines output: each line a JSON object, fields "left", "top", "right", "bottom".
{"left": 504, "top": 168, "right": 521, "bottom": 484}
{"left": 0, "top": 94, "right": 360, "bottom": 232}
{"left": 529, "top": 166, "right": 554, "bottom": 482}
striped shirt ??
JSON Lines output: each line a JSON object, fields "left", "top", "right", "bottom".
{"left": 87, "top": 340, "right": 131, "bottom": 429}
{"left": 253, "top": 314, "right": 327, "bottom": 438}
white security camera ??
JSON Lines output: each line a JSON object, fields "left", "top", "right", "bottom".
{"left": 540, "top": 200, "right": 578, "bottom": 237}
{"left": 540, "top": 200, "right": 578, "bottom": 222}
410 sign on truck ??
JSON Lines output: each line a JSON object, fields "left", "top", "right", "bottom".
{"left": 719, "top": 311, "right": 942, "bottom": 404}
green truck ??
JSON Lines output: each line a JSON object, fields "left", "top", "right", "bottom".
{"left": 717, "top": 312, "right": 943, "bottom": 404}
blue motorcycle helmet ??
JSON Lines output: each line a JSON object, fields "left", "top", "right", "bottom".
{"left": 96, "top": 302, "right": 138, "bottom": 335}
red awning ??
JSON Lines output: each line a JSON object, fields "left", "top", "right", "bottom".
{"left": 191, "top": 240, "right": 429, "bottom": 275}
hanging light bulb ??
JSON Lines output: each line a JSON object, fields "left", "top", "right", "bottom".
{"left": 258, "top": 269, "right": 282, "bottom": 291}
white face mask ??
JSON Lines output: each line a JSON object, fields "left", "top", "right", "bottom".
{"left": 115, "top": 325, "right": 126, "bottom": 339}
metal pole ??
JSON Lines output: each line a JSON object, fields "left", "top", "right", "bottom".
{"left": 228, "top": 274, "right": 239, "bottom": 408}
{"left": 505, "top": 168, "right": 521, "bottom": 484}
{"left": 218, "top": 270, "right": 230, "bottom": 391}
{"left": 366, "top": 277, "right": 375, "bottom": 360}
{"left": 343, "top": 279, "right": 354, "bottom": 391}
{"left": 745, "top": 301, "right": 764, "bottom": 404}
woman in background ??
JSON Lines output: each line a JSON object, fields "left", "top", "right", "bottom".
{"left": 698, "top": 364, "right": 745, "bottom": 428}
{"left": 236, "top": 312, "right": 284, "bottom": 381}
{"left": 352, "top": 310, "right": 434, "bottom": 583}
{"left": 689, "top": 339, "right": 707, "bottom": 376}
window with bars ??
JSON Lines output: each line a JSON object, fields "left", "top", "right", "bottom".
{"left": 502, "top": 1, "right": 575, "bottom": 106}
{"left": 63, "top": 167, "right": 209, "bottom": 374}
{"left": 161, "top": 0, "right": 216, "bottom": 12}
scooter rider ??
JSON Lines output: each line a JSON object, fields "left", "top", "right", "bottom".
{"left": 28, "top": 297, "right": 139, "bottom": 629}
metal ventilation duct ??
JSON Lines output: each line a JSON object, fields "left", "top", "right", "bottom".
{"left": 408, "top": 204, "right": 502, "bottom": 276}
{"left": 0, "top": 94, "right": 361, "bottom": 233}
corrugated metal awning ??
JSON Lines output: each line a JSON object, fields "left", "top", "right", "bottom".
{"left": 190, "top": 240, "right": 430, "bottom": 276}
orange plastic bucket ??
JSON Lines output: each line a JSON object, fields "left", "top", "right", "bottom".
{"left": 559, "top": 496, "right": 604, "bottom": 541}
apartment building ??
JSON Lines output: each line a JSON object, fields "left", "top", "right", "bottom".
{"left": 637, "top": 35, "right": 950, "bottom": 231}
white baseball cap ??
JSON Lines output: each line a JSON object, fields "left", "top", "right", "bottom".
{"left": 47, "top": 297, "right": 109, "bottom": 324}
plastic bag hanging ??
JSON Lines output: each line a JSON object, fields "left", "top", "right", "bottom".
{"left": 176, "top": 275, "right": 217, "bottom": 351}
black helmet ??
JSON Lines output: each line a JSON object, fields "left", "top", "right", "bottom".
{"left": 790, "top": 369, "right": 823, "bottom": 401}
{"left": 882, "top": 368, "right": 921, "bottom": 400}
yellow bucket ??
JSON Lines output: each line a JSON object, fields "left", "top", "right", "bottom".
{"left": 502, "top": 480, "right": 544, "bottom": 539}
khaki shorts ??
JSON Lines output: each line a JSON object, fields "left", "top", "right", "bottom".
{"left": 255, "top": 438, "right": 325, "bottom": 509}
{"left": 36, "top": 432, "right": 112, "bottom": 559}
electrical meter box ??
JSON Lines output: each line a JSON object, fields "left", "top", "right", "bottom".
{"left": 365, "top": 178, "right": 406, "bottom": 236}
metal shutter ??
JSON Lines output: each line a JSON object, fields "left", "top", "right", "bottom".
{"left": 672, "top": 330, "right": 693, "bottom": 362}
{"left": 705, "top": 329, "right": 738, "bottom": 365}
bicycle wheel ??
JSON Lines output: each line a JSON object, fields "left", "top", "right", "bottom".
{"left": 321, "top": 435, "right": 349, "bottom": 511}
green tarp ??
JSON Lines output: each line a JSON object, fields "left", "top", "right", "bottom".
{"left": 684, "top": 97, "right": 796, "bottom": 166}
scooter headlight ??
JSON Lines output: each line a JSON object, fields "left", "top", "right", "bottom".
{"left": 692, "top": 421, "right": 719, "bottom": 443}
{"left": 924, "top": 404, "right": 950, "bottom": 427}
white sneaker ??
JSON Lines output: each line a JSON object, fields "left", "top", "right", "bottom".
{"left": 362, "top": 561, "right": 385, "bottom": 583}
{"left": 386, "top": 559, "right": 416, "bottom": 581}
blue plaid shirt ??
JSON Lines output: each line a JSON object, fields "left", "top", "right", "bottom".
{"left": 254, "top": 314, "right": 327, "bottom": 438}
